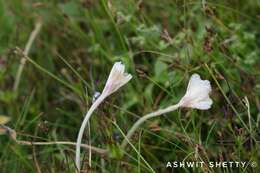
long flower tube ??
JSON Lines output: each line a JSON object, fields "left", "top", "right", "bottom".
{"left": 75, "top": 62, "right": 132, "bottom": 171}
{"left": 75, "top": 94, "right": 106, "bottom": 170}
{"left": 121, "top": 73, "right": 212, "bottom": 149}
{"left": 121, "top": 103, "right": 180, "bottom": 148}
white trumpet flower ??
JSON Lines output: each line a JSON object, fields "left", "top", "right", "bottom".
{"left": 75, "top": 62, "right": 132, "bottom": 171}
{"left": 121, "top": 73, "right": 212, "bottom": 149}
{"left": 102, "top": 62, "right": 133, "bottom": 97}
{"left": 178, "top": 73, "right": 213, "bottom": 110}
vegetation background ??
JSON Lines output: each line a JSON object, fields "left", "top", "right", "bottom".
{"left": 0, "top": 0, "right": 259, "bottom": 172}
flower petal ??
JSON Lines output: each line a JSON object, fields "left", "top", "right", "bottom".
{"left": 191, "top": 97, "right": 213, "bottom": 110}
{"left": 102, "top": 61, "right": 132, "bottom": 97}
{"left": 178, "top": 73, "right": 213, "bottom": 110}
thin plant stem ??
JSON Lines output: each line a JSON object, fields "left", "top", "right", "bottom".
{"left": 75, "top": 95, "right": 106, "bottom": 171}
{"left": 15, "top": 48, "right": 81, "bottom": 96}
{"left": 88, "top": 121, "right": 92, "bottom": 168}
{"left": 121, "top": 103, "right": 180, "bottom": 149}
{"left": 13, "top": 21, "right": 42, "bottom": 92}
{"left": 0, "top": 124, "right": 107, "bottom": 155}
{"left": 17, "top": 140, "right": 107, "bottom": 155}
{"left": 205, "top": 64, "right": 251, "bottom": 132}
{"left": 113, "top": 122, "right": 156, "bottom": 173}
{"left": 244, "top": 97, "right": 252, "bottom": 133}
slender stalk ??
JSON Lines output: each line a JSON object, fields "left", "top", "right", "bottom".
{"left": 205, "top": 64, "right": 251, "bottom": 133}
{"left": 75, "top": 95, "right": 106, "bottom": 171}
{"left": 114, "top": 122, "right": 156, "bottom": 173}
{"left": 13, "top": 21, "right": 42, "bottom": 91}
{"left": 244, "top": 97, "right": 252, "bottom": 134}
{"left": 17, "top": 140, "right": 107, "bottom": 155}
{"left": 121, "top": 103, "right": 180, "bottom": 149}
{"left": 0, "top": 124, "right": 108, "bottom": 155}
{"left": 88, "top": 121, "right": 92, "bottom": 168}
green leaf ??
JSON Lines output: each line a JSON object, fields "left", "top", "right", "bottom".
{"left": 108, "top": 144, "right": 123, "bottom": 159}
{"left": 154, "top": 59, "right": 168, "bottom": 84}
{"left": 59, "top": 2, "right": 82, "bottom": 18}
{"left": 154, "top": 59, "right": 167, "bottom": 77}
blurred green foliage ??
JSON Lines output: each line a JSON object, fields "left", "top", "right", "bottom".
{"left": 0, "top": 0, "right": 259, "bottom": 172}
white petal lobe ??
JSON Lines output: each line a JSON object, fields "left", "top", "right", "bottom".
{"left": 102, "top": 61, "right": 132, "bottom": 97}
{"left": 178, "top": 73, "right": 213, "bottom": 110}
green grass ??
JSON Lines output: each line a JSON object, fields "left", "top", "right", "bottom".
{"left": 0, "top": 0, "right": 259, "bottom": 172}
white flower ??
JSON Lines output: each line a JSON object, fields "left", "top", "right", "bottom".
{"left": 178, "top": 73, "right": 213, "bottom": 110}
{"left": 75, "top": 61, "right": 132, "bottom": 171}
{"left": 101, "top": 61, "right": 132, "bottom": 97}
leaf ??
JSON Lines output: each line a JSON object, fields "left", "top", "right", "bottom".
{"left": 108, "top": 144, "right": 123, "bottom": 159}
{"left": 144, "top": 83, "right": 154, "bottom": 106}
{"left": 0, "top": 91, "right": 16, "bottom": 103}
{"left": 154, "top": 59, "right": 168, "bottom": 84}
{"left": 59, "top": 2, "right": 82, "bottom": 18}
{"left": 0, "top": 115, "right": 10, "bottom": 125}
{"left": 154, "top": 59, "right": 167, "bottom": 77}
